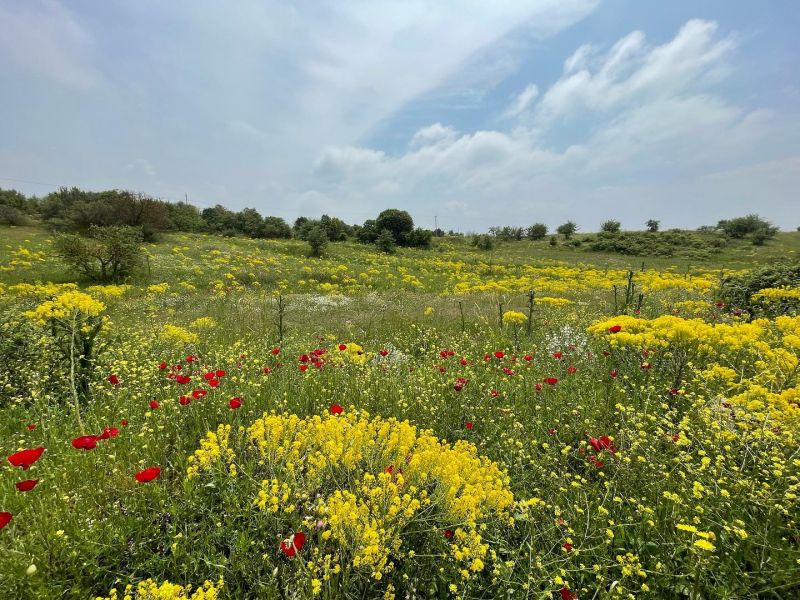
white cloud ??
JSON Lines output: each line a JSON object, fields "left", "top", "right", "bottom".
{"left": 503, "top": 84, "right": 540, "bottom": 119}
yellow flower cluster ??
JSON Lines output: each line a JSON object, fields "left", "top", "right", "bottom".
{"left": 190, "top": 317, "right": 217, "bottom": 330}
{"left": 160, "top": 324, "right": 199, "bottom": 346}
{"left": 330, "top": 342, "right": 369, "bottom": 365}
{"left": 502, "top": 310, "right": 527, "bottom": 325}
{"left": 24, "top": 290, "right": 105, "bottom": 324}
{"left": 752, "top": 287, "right": 800, "bottom": 302}
{"left": 186, "top": 424, "right": 235, "bottom": 479}
{"left": 95, "top": 578, "right": 223, "bottom": 600}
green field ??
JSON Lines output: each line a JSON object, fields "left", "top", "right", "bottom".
{"left": 1, "top": 225, "right": 799, "bottom": 599}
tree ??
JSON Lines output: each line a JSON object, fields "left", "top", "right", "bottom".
{"left": 167, "top": 202, "right": 206, "bottom": 232}
{"left": 600, "top": 220, "right": 621, "bottom": 233}
{"left": 357, "top": 219, "right": 379, "bottom": 244}
{"left": 646, "top": 219, "right": 660, "bottom": 232}
{"left": 306, "top": 225, "right": 328, "bottom": 257}
{"left": 556, "top": 221, "right": 577, "bottom": 240}
{"left": 55, "top": 225, "right": 144, "bottom": 282}
{"left": 375, "top": 229, "right": 397, "bottom": 254}
{"left": 471, "top": 234, "right": 494, "bottom": 251}
{"left": 526, "top": 223, "right": 548, "bottom": 240}
{"left": 405, "top": 228, "right": 433, "bottom": 248}
{"left": 258, "top": 216, "right": 292, "bottom": 239}
{"left": 375, "top": 209, "right": 414, "bottom": 244}
{"left": 235, "top": 208, "right": 264, "bottom": 237}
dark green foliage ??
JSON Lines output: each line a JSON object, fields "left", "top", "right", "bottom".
{"left": 375, "top": 229, "right": 397, "bottom": 254}
{"left": 556, "top": 221, "right": 577, "bottom": 239}
{"left": 718, "top": 262, "right": 800, "bottom": 317}
{"left": 306, "top": 225, "right": 328, "bottom": 257}
{"left": 600, "top": 220, "right": 621, "bottom": 233}
{"left": 549, "top": 235, "right": 558, "bottom": 246}
{"left": 526, "top": 223, "right": 548, "bottom": 240}
{"left": 717, "top": 214, "right": 778, "bottom": 241}
{"left": 587, "top": 231, "right": 726, "bottom": 257}
{"left": 375, "top": 209, "right": 414, "bottom": 242}
{"left": 54, "top": 225, "right": 144, "bottom": 282}
{"left": 0, "top": 204, "right": 27, "bottom": 225}
{"left": 472, "top": 234, "right": 495, "bottom": 251}
{"left": 258, "top": 216, "right": 292, "bottom": 239}
{"left": 405, "top": 228, "right": 433, "bottom": 248}
{"left": 646, "top": 219, "right": 660, "bottom": 232}
{"left": 489, "top": 226, "right": 523, "bottom": 241}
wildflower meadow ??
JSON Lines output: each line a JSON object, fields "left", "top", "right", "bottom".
{"left": 1, "top": 227, "right": 799, "bottom": 599}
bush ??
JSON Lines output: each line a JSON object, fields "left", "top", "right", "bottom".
{"left": 0, "top": 204, "right": 26, "bottom": 225}
{"left": 526, "top": 223, "right": 548, "bottom": 240}
{"left": 375, "top": 209, "right": 414, "bottom": 244}
{"left": 306, "top": 225, "right": 328, "bottom": 257}
{"left": 717, "top": 214, "right": 778, "bottom": 240}
{"left": 718, "top": 262, "right": 800, "bottom": 317}
{"left": 375, "top": 229, "right": 397, "bottom": 254}
{"left": 600, "top": 220, "right": 621, "bottom": 233}
{"left": 646, "top": 219, "right": 660, "bottom": 232}
{"left": 405, "top": 228, "right": 433, "bottom": 248}
{"left": 54, "top": 225, "right": 144, "bottom": 282}
{"left": 472, "top": 234, "right": 495, "bottom": 251}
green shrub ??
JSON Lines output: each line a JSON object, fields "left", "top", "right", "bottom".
{"left": 55, "top": 225, "right": 144, "bottom": 282}
{"left": 718, "top": 262, "right": 800, "bottom": 317}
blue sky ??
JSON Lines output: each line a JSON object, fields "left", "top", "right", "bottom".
{"left": 1, "top": 1, "right": 798, "bottom": 232}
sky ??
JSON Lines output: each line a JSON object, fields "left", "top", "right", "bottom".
{"left": 1, "top": 1, "right": 798, "bottom": 232}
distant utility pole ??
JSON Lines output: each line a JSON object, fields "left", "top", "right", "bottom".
{"left": 434, "top": 215, "right": 438, "bottom": 230}
{"left": 185, "top": 192, "right": 188, "bottom": 203}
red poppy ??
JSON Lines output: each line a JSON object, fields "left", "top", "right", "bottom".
{"left": 338, "top": 343, "right": 347, "bottom": 351}
{"left": 192, "top": 389, "right": 207, "bottom": 399}
{"left": 149, "top": 400, "right": 160, "bottom": 409}
{"left": 608, "top": 325, "right": 622, "bottom": 333}
{"left": 329, "top": 404, "right": 343, "bottom": 415}
{"left": 271, "top": 347, "right": 281, "bottom": 355}
{"left": 204, "top": 372, "right": 215, "bottom": 381}
{"left": 26, "top": 424, "right": 37, "bottom": 431}
{"left": 159, "top": 362, "right": 167, "bottom": 370}
{"left": 179, "top": 395, "right": 191, "bottom": 406}
{"left": 208, "top": 378, "right": 220, "bottom": 388}
{"left": 641, "top": 362, "right": 652, "bottom": 370}
{"left": 562, "top": 542, "right": 573, "bottom": 552}
{"left": 552, "top": 352, "right": 562, "bottom": 359}
{"left": 186, "top": 355, "right": 197, "bottom": 362}
{"left": 175, "top": 375, "right": 191, "bottom": 385}
{"left": 0, "top": 512, "right": 12, "bottom": 530}
{"left": 229, "top": 397, "right": 242, "bottom": 409}
{"left": 443, "top": 529, "right": 454, "bottom": 539}
{"left": 560, "top": 587, "right": 577, "bottom": 600}
{"left": 535, "top": 383, "right": 543, "bottom": 392}
{"left": 107, "top": 374, "right": 120, "bottom": 386}
{"left": 453, "top": 377, "right": 468, "bottom": 392}
{"left": 135, "top": 466, "right": 161, "bottom": 483}
{"left": 8, "top": 447, "right": 45, "bottom": 470}
{"left": 15, "top": 479, "right": 39, "bottom": 492}
{"left": 567, "top": 366, "right": 577, "bottom": 374}
{"left": 280, "top": 531, "right": 306, "bottom": 557}
{"left": 588, "top": 455, "right": 605, "bottom": 468}
{"left": 494, "top": 351, "right": 505, "bottom": 359}
{"left": 97, "top": 427, "right": 119, "bottom": 440}
{"left": 385, "top": 465, "right": 394, "bottom": 474}
{"left": 502, "top": 367, "right": 514, "bottom": 376}
{"left": 299, "top": 364, "right": 308, "bottom": 372}
{"left": 523, "top": 355, "right": 533, "bottom": 361}
{"left": 544, "top": 377, "right": 559, "bottom": 385}
{"left": 215, "top": 369, "right": 226, "bottom": 378}
{"left": 610, "top": 369, "right": 618, "bottom": 379}
{"left": 490, "top": 389, "right": 499, "bottom": 397}
{"left": 379, "top": 349, "right": 389, "bottom": 357}
{"left": 459, "top": 358, "right": 468, "bottom": 366}
{"left": 547, "top": 428, "right": 557, "bottom": 436}
{"left": 71, "top": 436, "right": 98, "bottom": 450}
{"left": 465, "top": 421, "right": 474, "bottom": 430}
{"left": 588, "top": 435, "right": 617, "bottom": 454}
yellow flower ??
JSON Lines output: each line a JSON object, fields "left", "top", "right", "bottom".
{"left": 502, "top": 310, "right": 528, "bottom": 325}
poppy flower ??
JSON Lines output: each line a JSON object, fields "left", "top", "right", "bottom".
{"left": 8, "top": 447, "right": 45, "bottom": 470}
{"left": 465, "top": 421, "right": 474, "bottom": 430}
{"left": 544, "top": 377, "right": 559, "bottom": 385}
{"left": 502, "top": 367, "right": 514, "bottom": 376}
{"left": 16, "top": 479, "right": 39, "bottom": 492}
{"left": 280, "top": 531, "right": 306, "bottom": 557}
{"left": 204, "top": 372, "right": 215, "bottom": 381}
{"left": 71, "top": 436, "right": 98, "bottom": 450}
{"left": 208, "top": 378, "right": 220, "bottom": 388}
{"left": 459, "top": 358, "right": 468, "bottom": 366}
{"left": 562, "top": 542, "right": 573, "bottom": 552}
{"left": 26, "top": 424, "right": 36, "bottom": 431}
{"left": 215, "top": 369, "right": 226, "bottom": 378}
{"left": 535, "top": 383, "right": 543, "bottom": 392}
{"left": 494, "top": 351, "right": 505, "bottom": 359}
{"left": 107, "top": 374, "right": 120, "bottom": 386}
{"left": 567, "top": 366, "right": 577, "bottom": 374}
{"left": 385, "top": 465, "right": 394, "bottom": 474}
{"left": 490, "top": 389, "right": 499, "bottom": 397}
{"left": 229, "top": 397, "right": 242, "bottom": 409}
{"left": 271, "top": 347, "right": 281, "bottom": 355}
{"left": 179, "top": 395, "right": 191, "bottom": 406}
{"left": 379, "top": 349, "right": 389, "bottom": 357}
{"left": 149, "top": 400, "right": 160, "bottom": 409}
{"left": 135, "top": 466, "right": 161, "bottom": 483}
{"left": 523, "top": 355, "right": 533, "bottom": 361}
{"left": 552, "top": 352, "right": 562, "bottom": 359}
{"left": 97, "top": 427, "right": 119, "bottom": 440}
{"left": 608, "top": 325, "right": 622, "bottom": 333}
{"left": 329, "top": 404, "right": 343, "bottom": 415}
{"left": 547, "top": 428, "right": 557, "bottom": 436}
{"left": 191, "top": 389, "right": 207, "bottom": 399}
{"left": 159, "top": 362, "right": 167, "bottom": 370}
{"left": 175, "top": 375, "right": 191, "bottom": 385}
{"left": 588, "top": 435, "right": 617, "bottom": 454}
{"left": 120, "top": 419, "right": 129, "bottom": 427}
{"left": 186, "top": 355, "right": 197, "bottom": 362}
{"left": 560, "top": 587, "right": 577, "bottom": 600}
{"left": 299, "top": 364, "right": 308, "bottom": 372}
{"left": 0, "top": 512, "right": 12, "bottom": 530}
{"left": 610, "top": 369, "right": 618, "bottom": 379}
{"left": 443, "top": 529, "right": 454, "bottom": 539}
{"left": 338, "top": 343, "right": 347, "bottom": 351}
